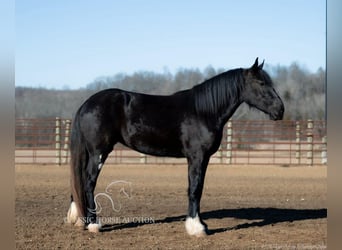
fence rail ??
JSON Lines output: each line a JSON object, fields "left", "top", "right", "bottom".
{"left": 15, "top": 118, "right": 327, "bottom": 166}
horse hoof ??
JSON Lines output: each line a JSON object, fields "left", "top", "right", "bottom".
{"left": 190, "top": 229, "right": 208, "bottom": 237}
{"left": 185, "top": 214, "right": 207, "bottom": 237}
{"left": 87, "top": 223, "right": 102, "bottom": 233}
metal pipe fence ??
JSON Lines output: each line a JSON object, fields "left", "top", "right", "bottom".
{"left": 15, "top": 118, "right": 327, "bottom": 166}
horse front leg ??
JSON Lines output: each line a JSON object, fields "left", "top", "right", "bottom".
{"left": 185, "top": 155, "right": 210, "bottom": 237}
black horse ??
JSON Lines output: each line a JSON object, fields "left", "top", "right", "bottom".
{"left": 66, "top": 58, "right": 284, "bottom": 236}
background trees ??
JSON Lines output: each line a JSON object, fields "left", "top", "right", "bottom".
{"left": 15, "top": 63, "right": 325, "bottom": 120}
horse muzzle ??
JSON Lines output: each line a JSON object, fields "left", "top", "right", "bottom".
{"left": 270, "top": 103, "right": 284, "bottom": 121}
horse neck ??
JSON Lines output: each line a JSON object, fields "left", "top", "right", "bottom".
{"left": 194, "top": 71, "right": 244, "bottom": 127}
{"left": 216, "top": 98, "right": 242, "bottom": 127}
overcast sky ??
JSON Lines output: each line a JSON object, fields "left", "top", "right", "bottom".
{"left": 15, "top": 0, "right": 326, "bottom": 89}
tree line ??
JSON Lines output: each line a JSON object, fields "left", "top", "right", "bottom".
{"left": 15, "top": 63, "right": 325, "bottom": 120}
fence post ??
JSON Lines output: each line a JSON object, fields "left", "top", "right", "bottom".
{"left": 62, "top": 119, "right": 71, "bottom": 164}
{"left": 55, "top": 117, "right": 62, "bottom": 165}
{"left": 295, "top": 121, "right": 301, "bottom": 164}
{"left": 226, "top": 120, "right": 232, "bottom": 164}
{"left": 306, "top": 119, "right": 313, "bottom": 166}
{"left": 140, "top": 153, "right": 146, "bottom": 164}
{"left": 218, "top": 145, "right": 222, "bottom": 164}
{"left": 321, "top": 135, "right": 327, "bottom": 164}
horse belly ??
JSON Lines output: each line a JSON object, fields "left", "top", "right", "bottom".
{"left": 121, "top": 126, "right": 184, "bottom": 158}
{"left": 133, "top": 140, "right": 184, "bottom": 158}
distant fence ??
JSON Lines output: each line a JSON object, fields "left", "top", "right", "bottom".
{"left": 15, "top": 118, "right": 327, "bottom": 166}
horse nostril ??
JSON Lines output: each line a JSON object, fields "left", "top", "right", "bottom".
{"left": 278, "top": 108, "right": 284, "bottom": 120}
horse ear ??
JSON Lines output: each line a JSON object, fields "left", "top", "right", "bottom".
{"left": 251, "top": 57, "right": 259, "bottom": 71}
{"left": 259, "top": 59, "right": 265, "bottom": 70}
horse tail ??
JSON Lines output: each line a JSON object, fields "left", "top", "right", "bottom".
{"left": 68, "top": 109, "right": 88, "bottom": 226}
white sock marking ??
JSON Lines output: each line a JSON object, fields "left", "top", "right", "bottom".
{"left": 185, "top": 213, "right": 206, "bottom": 236}
{"left": 87, "top": 222, "right": 102, "bottom": 233}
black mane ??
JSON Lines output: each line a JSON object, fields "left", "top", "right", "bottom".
{"left": 192, "top": 68, "right": 245, "bottom": 116}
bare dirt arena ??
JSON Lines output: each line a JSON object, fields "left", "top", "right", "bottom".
{"left": 15, "top": 164, "right": 326, "bottom": 249}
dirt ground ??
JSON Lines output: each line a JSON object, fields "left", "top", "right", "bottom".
{"left": 15, "top": 164, "right": 327, "bottom": 249}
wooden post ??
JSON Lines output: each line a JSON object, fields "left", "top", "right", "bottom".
{"left": 55, "top": 117, "right": 61, "bottom": 165}
{"left": 226, "top": 120, "right": 232, "bottom": 164}
{"left": 140, "top": 153, "right": 146, "bottom": 164}
{"left": 295, "top": 121, "right": 301, "bottom": 164}
{"left": 307, "top": 119, "right": 313, "bottom": 166}
{"left": 321, "top": 135, "right": 327, "bottom": 164}
{"left": 62, "top": 119, "right": 71, "bottom": 164}
{"left": 218, "top": 144, "right": 222, "bottom": 164}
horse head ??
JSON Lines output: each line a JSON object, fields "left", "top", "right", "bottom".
{"left": 241, "top": 58, "right": 284, "bottom": 120}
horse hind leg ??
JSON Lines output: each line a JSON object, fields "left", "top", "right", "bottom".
{"left": 85, "top": 151, "right": 111, "bottom": 233}
{"left": 66, "top": 152, "right": 108, "bottom": 229}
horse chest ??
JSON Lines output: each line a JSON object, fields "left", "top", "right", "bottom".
{"left": 180, "top": 119, "right": 218, "bottom": 154}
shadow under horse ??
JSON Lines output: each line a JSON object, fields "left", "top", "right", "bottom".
{"left": 101, "top": 207, "right": 327, "bottom": 235}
